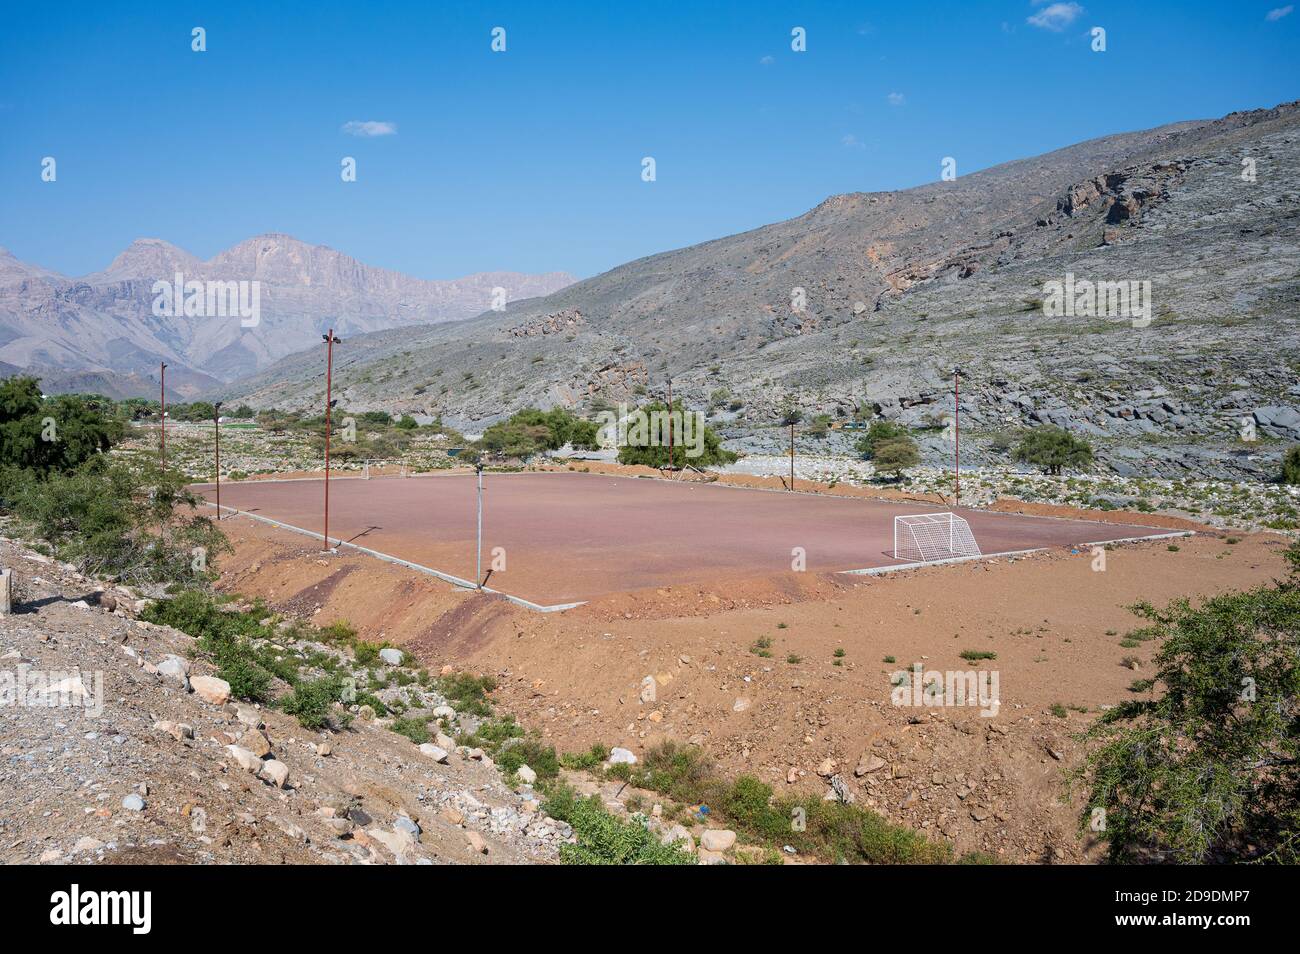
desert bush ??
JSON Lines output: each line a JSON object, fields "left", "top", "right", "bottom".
{"left": 854, "top": 420, "right": 908, "bottom": 460}
{"left": 280, "top": 677, "right": 346, "bottom": 730}
{"left": 1078, "top": 542, "right": 1300, "bottom": 863}
{"left": 436, "top": 672, "right": 498, "bottom": 717}
{"left": 542, "top": 785, "right": 694, "bottom": 865}
{"left": 7, "top": 456, "right": 228, "bottom": 585}
{"left": 1282, "top": 445, "right": 1300, "bottom": 485}
{"left": 1014, "top": 425, "right": 1093, "bottom": 475}
{"left": 872, "top": 435, "right": 920, "bottom": 479}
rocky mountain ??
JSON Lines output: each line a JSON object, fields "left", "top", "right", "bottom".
{"left": 224, "top": 102, "right": 1300, "bottom": 480}
{"left": 0, "top": 236, "right": 575, "bottom": 397}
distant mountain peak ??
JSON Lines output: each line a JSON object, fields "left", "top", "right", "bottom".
{"left": 93, "top": 238, "right": 201, "bottom": 282}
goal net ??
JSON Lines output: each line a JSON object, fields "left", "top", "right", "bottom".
{"left": 363, "top": 459, "right": 409, "bottom": 479}
{"left": 893, "top": 513, "right": 981, "bottom": 562}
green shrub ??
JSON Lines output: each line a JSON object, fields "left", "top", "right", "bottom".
{"left": 1014, "top": 425, "right": 1093, "bottom": 475}
{"left": 854, "top": 420, "right": 908, "bottom": 460}
{"left": 353, "top": 641, "right": 381, "bottom": 665}
{"left": 542, "top": 786, "right": 694, "bottom": 865}
{"left": 1283, "top": 446, "right": 1300, "bottom": 485}
{"left": 871, "top": 435, "right": 920, "bottom": 479}
{"left": 436, "top": 672, "right": 498, "bottom": 717}
{"left": 560, "top": 744, "right": 610, "bottom": 771}
{"left": 1078, "top": 543, "right": 1300, "bottom": 863}
{"left": 280, "top": 677, "right": 344, "bottom": 730}
{"left": 391, "top": 716, "right": 431, "bottom": 745}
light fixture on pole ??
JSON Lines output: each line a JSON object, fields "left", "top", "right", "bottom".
{"left": 322, "top": 331, "right": 341, "bottom": 550}
{"left": 213, "top": 401, "right": 223, "bottom": 520}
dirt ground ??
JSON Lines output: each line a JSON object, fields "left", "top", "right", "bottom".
{"left": 208, "top": 483, "right": 1293, "bottom": 861}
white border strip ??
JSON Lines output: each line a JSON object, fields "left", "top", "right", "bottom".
{"left": 203, "top": 503, "right": 586, "bottom": 614}
{"left": 838, "top": 529, "right": 1196, "bottom": 577}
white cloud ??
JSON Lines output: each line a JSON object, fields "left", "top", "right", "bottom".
{"left": 342, "top": 120, "right": 397, "bottom": 137}
{"left": 841, "top": 134, "right": 865, "bottom": 149}
{"left": 759, "top": 54, "right": 774, "bottom": 66}
{"left": 1266, "top": 5, "right": 1293, "bottom": 21}
{"left": 1027, "top": 2, "right": 1084, "bottom": 32}
{"left": 886, "top": 91, "right": 905, "bottom": 106}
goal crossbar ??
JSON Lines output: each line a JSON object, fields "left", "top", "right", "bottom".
{"left": 893, "top": 512, "right": 981, "bottom": 563}
{"left": 362, "top": 458, "right": 409, "bottom": 479}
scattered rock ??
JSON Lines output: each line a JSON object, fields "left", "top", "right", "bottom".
{"left": 259, "top": 760, "right": 290, "bottom": 788}
{"left": 190, "top": 675, "right": 232, "bottom": 705}
{"left": 608, "top": 747, "right": 637, "bottom": 765}
{"left": 699, "top": 828, "right": 737, "bottom": 852}
{"left": 418, "top": 743, "right": 449, "bottom": 764}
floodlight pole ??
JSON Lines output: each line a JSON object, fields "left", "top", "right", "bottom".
{"left": 953, "top": 367, "right": 961, "bottom": 507}
{"left": 475, "top": 461, "right": 484, "bottom": 589}
{"left": 322, "top": 330, "right": 341, "bottom": 550}
{"left": 666, "top": 379, "right": 674, "bottom": 470}
{"left": 790, "top": 423, "right": 795, "bottom": 491}
{"left": 159, "top": 361, "right": 168, "bottom": 464}
{"left": 213, "top": 401, "right": 223, "bottom": 520}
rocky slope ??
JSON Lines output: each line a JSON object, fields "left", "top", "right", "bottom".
{"left": 226, "top": 101, "right": 1300, "bottom": 479}
{"left": 0, "top": 536, "right": 571, "bottom": 865}
{"left": 0, "top": 235, "right": 575, "bottom": 395}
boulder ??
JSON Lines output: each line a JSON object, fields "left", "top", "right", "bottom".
{"left": 225, "top": 745, "right": 263, "bottom": 773}
{"left": 608, "top": 747, "right": 637, "bottom": 765}
{"left": 418, "top": 743, "right": 450, "bottom": 764}
{"left": 190, "top": 675, "right": 231, "bottom": 705}
{"left": 379, "top": 647, "right": 405, "bottom": 666}
{"left": 259, "top": 759, "right": 290, "bottom": 788}
{"left": 699, "top": 829, "right": 736, "bottom": 852}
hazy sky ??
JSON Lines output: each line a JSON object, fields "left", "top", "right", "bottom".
{"left": 1, "top": 1, "right": 1296, "bottom": 281}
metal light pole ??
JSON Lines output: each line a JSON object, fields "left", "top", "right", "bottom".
{"left": 322, "top": 330, "right": 341, "bottom": 550}
{"left": 789, "top": 423, "right": 795, "bottom": 491}
{"left": 953, "top": 366, "right": 962, "bottom": 507}
{"left": 475, "top": 461, "right": 484, "bottom": 589}
{"left": 159, "top": 361, "right": 168, "bottom": 464}
{"left": 666, "top": 379, "right": 674, "bottom": 470}
{"left": 213, "top": 401, "right": 223, "bottom": 520}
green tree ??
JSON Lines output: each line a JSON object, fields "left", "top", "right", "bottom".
{"left": 1014, "top": 425, "right": 1093, "bottom": 475}
{"left": 479, "top": 408, "right": 599, "bottom": 459}
{"left": 616, "top": 400, "right": 738, "bottom": 468}
{"left": 855, "top": 420, "right": 909, "bottom": 460}
{"left": 1078, "top": 545, "right": 1300, "bottom": 863}
{"left": 1282, "top": 445, "right": 1300, "bottom": 485}
{"left": 0, "top": 376, "right": 122, "bottom": 479}
{"left": 871, "top": 435, "right": 920, "bottom": 480}
{"left": 394, "top": 414, "right": 419, "bottom": 430}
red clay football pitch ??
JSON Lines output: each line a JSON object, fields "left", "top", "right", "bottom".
{"left": 196, "top": 471, "right": 1174, "bottom": 608}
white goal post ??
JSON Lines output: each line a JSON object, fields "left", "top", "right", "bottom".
{"left": 363, "top": 459, "right": 409, "bottom": 479}
{"left": 893, "top": 513, "right": 982, "bottom": 563}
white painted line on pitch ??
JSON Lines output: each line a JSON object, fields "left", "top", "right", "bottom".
{"left": 1078, "top": 530, "right": 1195, "bottom": 546}
{"left": 838, "top": 547, "right": 1048, "bottom": 576}
{"left": 203, "top": 503, "right": 586, "bottom": 614}
{"left": 838, "top": 528, "right": 1194, "bottom": 577}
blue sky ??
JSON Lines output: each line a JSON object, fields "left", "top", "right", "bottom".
{"left": 1, "top": 1, "right": 1296, "bottom": 281}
